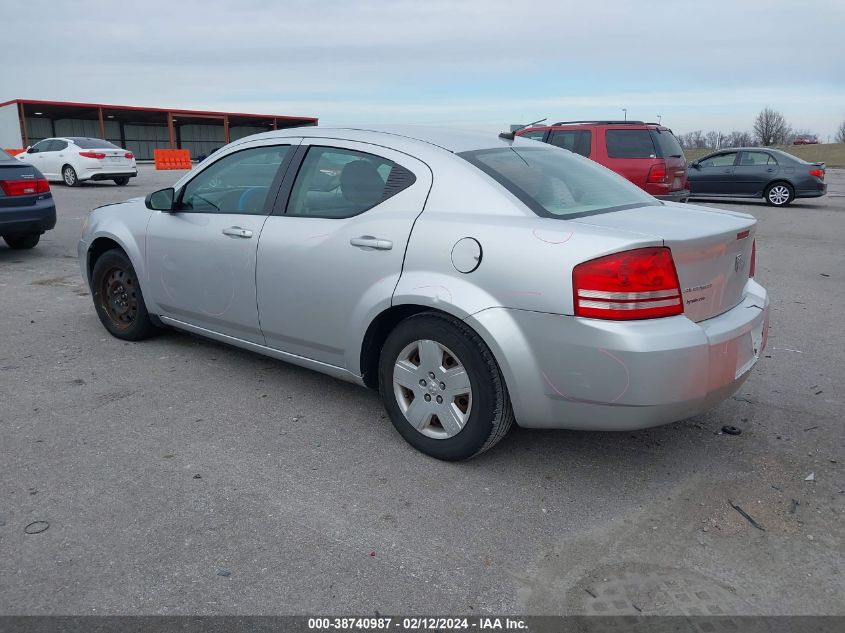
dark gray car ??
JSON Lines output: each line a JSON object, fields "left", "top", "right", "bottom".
{"left": 687, "top": 148, "right": 826, "bottom": 206}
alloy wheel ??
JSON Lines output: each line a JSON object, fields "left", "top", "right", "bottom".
{"left": 768, "top": 185, "right": 790, "bottom": 205}
{"left": 63, "top": 167, "right": 76, "bottom": 186}
{"left": 392, "top": 339, "right": 472, "bottom": 439}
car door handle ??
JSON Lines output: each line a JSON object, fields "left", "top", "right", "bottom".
{"left": 222, "top": 226, "right": 253, "bottom": 238}
{"left": 766, "top": 168, "right": 775, "bottom": 172}
{"left": 350, "top": 236, "right": 393, "bottom": 250}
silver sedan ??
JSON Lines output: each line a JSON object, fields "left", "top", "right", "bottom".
{"left": 78, "top": 126, "right": 769, "bottom": 460}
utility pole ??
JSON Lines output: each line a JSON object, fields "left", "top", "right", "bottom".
{"left": 622, "top": 108, "right": 627, "bottom": 121}
{"left": 657, "top": 114, "right": 662, "bottom": 125}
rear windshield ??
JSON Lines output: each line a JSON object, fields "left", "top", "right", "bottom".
{"left": 73, "top": 138, "right": 121, "bottom": 149}
{"left": 651, "top": 130, "right": 684, "bottom": 158}
{"left": 459, "top": 146, "right": 658, "bottom": 219}
{"left": 605, "top": 130, "right": 657, "bottom": 158}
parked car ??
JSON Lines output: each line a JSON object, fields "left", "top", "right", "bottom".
{"left": 516, "top": 120, "right": 690, "bottom": 202}
{"left": 0, "top": 148, "right": 56, "bottom": 249}
{"left": 16, "top": 137, "right": 137, "bottom": 187}
{"left": 792, "top": 135, "right": 818, "bottom": 145}
{"left": 687, "top": 148, "right": 826, "bottom": 206}
{"left": 78, "top": 126, "right": 768, "bottom": 460}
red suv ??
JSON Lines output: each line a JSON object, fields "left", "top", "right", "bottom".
{"left": 517, "top": 121, "right": 690, "bottom": 202}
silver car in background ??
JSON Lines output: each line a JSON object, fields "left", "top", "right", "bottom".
{"left": 78, "top": 126, "right": 769, "bottom": 460}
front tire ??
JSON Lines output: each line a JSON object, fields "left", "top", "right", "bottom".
{"left": 114, "top": 177, "right": 130, "bottom": 186}
{"left": 62, "top": 165, "right": 79, "bottom": 187}
{"left": 765, "top": 182, "right": 794, "bottom": 206}
{"left": 378, "top": 312, "right": 514, "bottom": 461}
{"left": 3, "top": 232, "right": 40, "bottom": 249}
{"left": 90, "top": 249, "right": 157, "bottom": 340}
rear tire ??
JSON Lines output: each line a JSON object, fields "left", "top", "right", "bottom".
{"left": 114, "top": 177, "right": 130, "bottom": 186}
{"left": 765, "top": 182, "right": 794, "bottom": 206}
{"left": 378, "top": 312, "right": 514, "bottom": 461}
{"left": 3, "top": 232, "right": 40, "bottom": 249}
{"left": 62, "top": 165, "right": 79, "bottom": 187}
{"left": 90, "top": 249, "right": 157, "bottom": 341}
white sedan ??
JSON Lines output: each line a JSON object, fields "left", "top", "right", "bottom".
{"left": 17, "top": 137, "right": 137, "bottom": 186}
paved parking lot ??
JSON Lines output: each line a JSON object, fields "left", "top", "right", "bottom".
{"left": 1, "top": 165, "right": 843, "bottom": 615}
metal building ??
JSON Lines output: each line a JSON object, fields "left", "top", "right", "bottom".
{"left": 0, "top": 99, "right": 318, "bottom": 160}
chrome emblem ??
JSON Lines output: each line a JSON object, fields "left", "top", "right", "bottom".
{"left": 735, "top": 253, "right": 744, "bottom": 272}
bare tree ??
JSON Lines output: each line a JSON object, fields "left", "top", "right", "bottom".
{"left": 754, "top": 107, "right": 791, "bottom": 146}
{"left": 836, "top": 120, "right": 845, "bottom": 144}
{"left": 704, "top": 131, "right": 721, "bottom": 149}
{"left": 724, "top": 131, "right": 755, "bottom": 148}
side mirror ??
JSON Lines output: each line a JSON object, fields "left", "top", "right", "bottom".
{"left": 26, "top": 146, "right": 34, "bottom": 153}
{"left": 690, "top": 161, "right": 700, "bottom": 169}
{"left": 146, "top": 187, "right": 175, "bottom": 211}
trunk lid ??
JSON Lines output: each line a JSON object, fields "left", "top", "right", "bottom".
{"left": 570, "top": 203, "right": 756, "bottom": 322}
{"left": 89, "top": 148, "right": 131, "bottom": 166}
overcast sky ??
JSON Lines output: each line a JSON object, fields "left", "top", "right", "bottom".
{"left": 3, "top": 0, "right": 844, "bottom": 138}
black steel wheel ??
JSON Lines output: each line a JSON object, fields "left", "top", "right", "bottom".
{"left": 90, "top": 249, "right": 157, "bottom": 340}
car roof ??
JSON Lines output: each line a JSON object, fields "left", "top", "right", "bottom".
{"left": 251, "top": 125, "right": 535, "bottom": 154}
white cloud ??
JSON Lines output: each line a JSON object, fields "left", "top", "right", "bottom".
{"left": 2, "top": 0, "right": 843, "bottom": 137}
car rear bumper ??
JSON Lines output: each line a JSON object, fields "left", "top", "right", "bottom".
{"left": 0, "top": 195, "right": 57, "bottom": 235}
{"left": 655, "top": 189, "right": 690, "bottom": 202}
{"left": 796, "top": 183, "right": 826, "bottom": 198}
{"left": 84, "top": 170, "right": 138, "bottom": 182}
{"left": 466, "top": 279, "right": 769, "bottom": 430}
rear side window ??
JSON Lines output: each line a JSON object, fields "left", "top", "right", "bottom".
{"left": 605, "top": 130, "right": 657, "bottom": 158}
{"left": 650, "top": 130, "right": 684, "bottom": 158}
{"left": 549, "top": 130, "right": 592, "bottom": 157}
{"left": 52, "top": 140, "right": 68, "bottom": 152}
{"left": 460, "top": 146, "right": 657, "bottom": 219}
{"left": 73, "top": 138, "right": 121, "bottom": 150}
{"left": 287, "top": 147, "right": 416, "bottom": 218}
{"left": 739, "top": 151, "right": 776, "bottom": 166}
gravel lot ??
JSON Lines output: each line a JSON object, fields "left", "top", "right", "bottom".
{"left": 1, "top": 165, "right": 843, "bottom": 616}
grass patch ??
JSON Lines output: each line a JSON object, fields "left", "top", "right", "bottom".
{"left": 683, "top": 143, "right": 845, "bottom": 168}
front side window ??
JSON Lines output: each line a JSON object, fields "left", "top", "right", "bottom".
{"left": 286, "top": 147, "right": 416, "bottom": 218}
{"left": 605, "top": 130, "right": 657, "bottom": 158}
{"left": 179, "top": 145, "right": 291, "bottom": 215}
{"left": 460, "top": 146, "right": 657, "bottom": 219}
{"left": 549, "top": 130, "right": 592, "bottom": 157}
{"left": 700, "top": 152, "right": 738, "bottom": 168}
{"left": 29, "top": 140, "right": 52, "bottom": 154}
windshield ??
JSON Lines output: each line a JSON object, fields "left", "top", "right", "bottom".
{"left": 459, "top": 146, "right": 658, "bottom": 218}
{"left": 73, "top": 138, "right": 121, "bottom": 149}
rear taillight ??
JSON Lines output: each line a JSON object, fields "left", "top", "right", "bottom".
{"left": 573, "top": 247, "right": 684, "bottom": 320}
{"left": 749, "top": 240, "right": 756, "bottom": 278}
{"left": 79, "top": 151, "right": 106, "bottom": 159}
{"left": 125, "top": 152, "right": 134, "bottom": 160}
{"left": 0, "top": 178, "right": 50, "bottom": 196}
{"left": 808, "top": 168, "right": 824, "bottom": 179}
{"left": 647, "top": 162, "right": 668, "bottom": 184}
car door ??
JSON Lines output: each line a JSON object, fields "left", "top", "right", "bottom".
{"left": 39, "top": 139, "right": 68, "bottom": 179}
{"left": 732, "top": 150, "right": 780, "bottom": 196}
{"left": 689, "top": 151, "right": 739, "bottom": 195}
{"left": 19, "top": 140, "right": 51, "bottom": 176}
{"left": 145, "top": 141, "right": 298, "bottom": 343}
{"left": 256, "top": 140, "right": 432, "bottom": 369}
